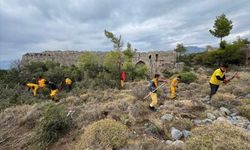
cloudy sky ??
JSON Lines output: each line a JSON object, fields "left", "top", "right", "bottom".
{"left": 0, "top": 0, "right": 250, "bottom": 67}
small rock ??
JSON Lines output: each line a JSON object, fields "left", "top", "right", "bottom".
{"left": 182, "top": 130, "right": 192, "bottom": 138}
{"left": 220, "top": 107, "right": 231, "bottom": 115}
{"left": 207, "top": 113, "right": 216, "bottom": 120}
{"left": 193, "top": 119, "right": 202, "bottom": 125}
{"left": 161, "top": 113, "right": 174, "bottom": 122}
{"left": 230, "top": 112, "right": 237, "bottom": 117}
{"left": 214, "top": 117, "right": 232, "bottom": 124}
{"left": 171, "top": 127, "right": 183, "bottom": 140}
{"left": 165, "top": 140, "right": 173, "bottom": 145}
{"left": 144, "top": 123, "right": 149, "bottom": 127}
{"left": 202, "top": 119, "right": 213, "bottom": 125}
{"left": 245, "top": 94, "right": 250, "bottom": 99}
{"left": 247, "top": 125, "right": 250, "bottom": 131}
{"left": 212, "top": 110, "right": 224, "bottom": 117}
{"left": 171, "top": 140, "right": 185, "bottom": 147}
{"left": 201, "top": 95, "right": 210, "bottom": 102}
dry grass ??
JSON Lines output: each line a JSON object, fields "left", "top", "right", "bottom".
{"left": 238, "top": 105, "right": 250, "bottom": 120}
{"left": 76, "top": 119, "right": 130, "bottom": 149}
{"left": 185, "top": 121, "right": 250, "bottom": 150}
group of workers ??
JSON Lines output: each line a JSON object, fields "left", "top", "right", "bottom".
{"left": 25, "top": 76, "right": 72, "bottom": 101}
{"left": 147, "top": 64, "right": 237, "bottom": 111}
{"left": 25, "top": 64, "right": 235, "bottom": 106}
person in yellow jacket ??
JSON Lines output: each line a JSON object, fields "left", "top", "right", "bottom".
{"left": 170, "top": 76, "right": 181, "bottom": 99}
{"left": 65, "top": 77, "right": 72, "bottom": 92}
{"left": 26, "top": 83, "right": 39, "bottom": 96}
{"left": 148, "top": 74, "right": 167, "bottom": 111}
{"left": 46, "top": 81, "right": 59, "bottom": 102}
{"left": 38, "top": 76, "right": 46, "bottom": 89}
{"left": 209, "top": 64, "right": 228, "bottom": 100}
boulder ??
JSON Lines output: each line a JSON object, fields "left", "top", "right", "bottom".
{"left": 182, "top": 130, "right": 192, "bottom": 138}
{"left": 171, "top": 127, "right": 183, "bottom": 140}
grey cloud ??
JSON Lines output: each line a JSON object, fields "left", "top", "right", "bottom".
{"left": 0, "top": 0, "right": 250, "bottom": 62}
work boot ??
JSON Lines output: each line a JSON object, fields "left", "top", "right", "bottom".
{"left": 149, "top": 106, "right": 157, "bottom": 112}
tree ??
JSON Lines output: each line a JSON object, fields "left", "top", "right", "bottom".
{"left": 174, "top": 43, "right": 187, "bottom": 62}
{"left": 104, "top": 30, "right": 125, "bottom": 87}
{"left": 123, "top": 42, "right": 135, "bottom": 62}
{"left": 209, "top": 14, "right": 233, "bottom": 45}
{"left": 104, "top": 30, "right": 124, "bottom": 51}
{"left": 77, "top": 52, "right": 100, "bottom": 79}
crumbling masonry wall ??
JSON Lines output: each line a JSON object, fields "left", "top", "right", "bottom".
{"left": 21, "top": 50, "right": 182, "bottom": 74}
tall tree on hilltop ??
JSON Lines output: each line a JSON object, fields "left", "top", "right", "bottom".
{"left": 209, "top": 14, "right": 233, "bottom": 48}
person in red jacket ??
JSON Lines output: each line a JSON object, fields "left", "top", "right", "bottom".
{"left": 120, "top": 71, "right": 126, "bottom": 89}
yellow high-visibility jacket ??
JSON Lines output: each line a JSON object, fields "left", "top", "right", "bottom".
{"left": 38, "top": 79, "right": 46, "bottom": 88}
{"left": 65, "top": 78, "right": 72, "bottom": 85}
{"left": 171, "top": 77, "right": 179, "bottom": 87}
{"left": 210, "top": 68, "right": 225, "bottom": 85}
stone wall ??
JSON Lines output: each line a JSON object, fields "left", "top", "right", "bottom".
{"left": 21, "top": 50, "right": 180, "bottom": 75}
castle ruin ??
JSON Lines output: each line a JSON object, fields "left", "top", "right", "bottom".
{"left": 21, "top": 50, "right": 183, "bottom": 75}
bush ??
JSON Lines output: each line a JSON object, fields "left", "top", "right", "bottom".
{"left": 162, "top": 69, "right": 174, "bottom": 78}
{"left": 186, "top": 122, "right": 250, "bottom": 150}
{"left": 180, "top": 72, "right": 197, "bottom": 84}
{"left": 77, "top": 119, "right": 129, "bottom": 149}
{"left": 32, "top": 103, "right": 72, "bottom": 149}
{"left": 239, "top": 105, "right": 250, "bottom": 120}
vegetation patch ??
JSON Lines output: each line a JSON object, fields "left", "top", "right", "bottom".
{"left": 185, "top": 122, "right": 250, "bottom": 150}
{"left": 32, "top": 103, "right": 72, "bottom": 149}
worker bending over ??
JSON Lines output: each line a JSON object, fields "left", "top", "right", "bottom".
{"left": 46, "top": 81, "right": 59, "bottom": 102}
{"left": 209, "top": 64, "right": 228, "bottom": 100}
{"left": 170, "top": 76, "right": 181, "bottom": 99}
{"left": 149, "top": 74, "right": 167, "bottom": 111}
{"left": 26, "top": 83, "right": 39, "bottom": 96}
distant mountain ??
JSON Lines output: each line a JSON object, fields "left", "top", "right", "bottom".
{"left": 0, "top": 61, "right": 11, "bottom": 70}
{"left": 185, "top": 46, "right": 205, "bottom": 54}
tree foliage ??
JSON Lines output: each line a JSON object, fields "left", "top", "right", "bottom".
{"left": 209, "top": 14, "right": 233, "bottom": 45}
{"left": 174, "top": 43, "right": 187, "bottom": 62}
{"left": 104, "top": 30, "right": 124, "bottom": 51}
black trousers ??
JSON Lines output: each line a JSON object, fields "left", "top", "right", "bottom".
{"left": 209, "top": 83, "right": 219, "bottom": 98}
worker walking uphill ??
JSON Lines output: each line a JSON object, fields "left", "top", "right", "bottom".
{"left": 120, "top": 71, "right": 126, "bottom": 89}
{"left": 65, "top": 77, "right": 72, "bottom": 92}
{"left": 46, "top": 81, "right": 59, "bottom": 102}
{"left": 148, "top": 74, "right": 167, "bottom": 111}
{"left": 209, "top": 64, "right": 229, "bottom": 100}
{"left": 26, "top": 83, "right": 39, "bottom": 96}
{"left": 170, "top": 76, "right": 181, "bottom": 99}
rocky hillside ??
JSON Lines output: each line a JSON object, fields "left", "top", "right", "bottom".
{"left": 0, "top": 69, "right": 250, "bottom": 150}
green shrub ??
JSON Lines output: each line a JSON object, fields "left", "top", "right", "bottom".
{"left": 162, "top": 69, "right": 174, "bottom": 78}
{"left": 239, "top": 105, "right": 250, "bottom": 120}
{"left": 77, "top": 119, "right": 129, "bottom": 149}
{"left": 32, "top": 103, "right": 72, "bottom": 149}
{"left": 186, "top": 122, "right": 250, "bottom": 150}
{"left": 180, "top": 72, "right": 197, "bottom": 84}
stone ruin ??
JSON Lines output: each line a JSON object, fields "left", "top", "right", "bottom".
{"left": 21, "top": 50, "right": 184, "bottom": 75}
